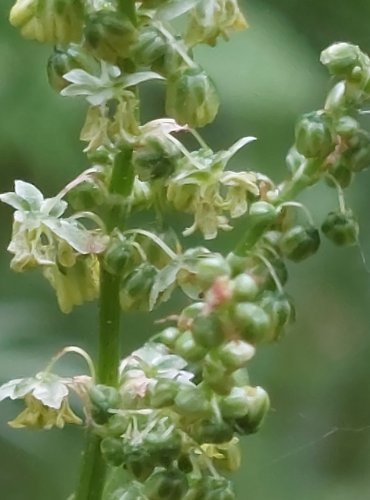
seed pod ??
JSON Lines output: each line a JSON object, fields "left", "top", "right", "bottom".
{"left": 233, "top": 386, "right": 270, "bottom": 435}
{"left": 321, "top": 210, "right": 359, "bottom": 246}
{"left": 344, "top": 130, "right": 370, "bottom": 172}
{"left": 335, "top": 115, "right": 360, "bottom": 139}
{"left": 219, "top": 387, "right": 249, "bottom": 419}
{"left": 174, "top": 385, "right": 211, "bottom": 417}
{"left": 326, "top": 161, "right": 353, "bottom": 189}
{"left": 217, "top": 340, "right": 255, "bottom": 372}
{"left": 165, "top": 67, "right": 219, "bottom": 128}
{"left": 174, "top": 330, "right": 207, "bottom": 362}
{"left": 320, "top": 43, "right": 362, "bottom": 78}
{"left": 240, "top": 201, "right": 278, "bottom": 250}
{"left": 259, "top": 291, "right": 295, "bottom": 341}
{"left": 144, "top": 468, "right": 188, "bottom": 500}
{"left": 84, "top": 10, "right": 137, "bottom": 63}
{"left": 47, "top": 44, "right": 98, "bottom": 92}
{"left": 103, "top": 238, "right": 134, "bottom": 276}
{"left": 192, "top": 312, "right": 224, "bottom": 348}
{"left": 106, "top": 413, "right": 131, "bottom": 436}
{"left": 279, "top": 225, "right": 320, "bottom": 262}
{"left": 196, "top": 254, "right": 231, "bottom": 289}
{"left": 295, "top": 111, "right": 335, "bottom": 159}
{"left": 132, "top": 26, "right": 168, "bottom": 67}
{"left": 233, "top": 302, "right": 271, "bottom": 343}
{"left": 100, "top": 437, "right": 125, "bottom": 466}
{"left": 89, "top": 384, "right": 120, "bottom": 424}
{"left": 10, "top": 0, "right": 84, "bottom": 44}
{"left": 145, "top": 429, "right": 183, "bottom": 465}
{"left": 192, "top": 418, "right": 234, "bottom": 444}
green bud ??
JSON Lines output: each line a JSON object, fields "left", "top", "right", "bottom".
{"left": 67, "top": 180, "right": 105, "bottom": 212}
{"left": 89, "top": 385, "right": 120, "bottom": 424}
{"left": 295, "top": 111, "right": 335, "bottom": 159}
{"left": 231, "top": 273, "right": 259, "bottom": 301}
{"left": 144, "top": 468, "right": 188, "bottom": 500}
{"left": 259, "top": 291, "right": 295, "bottom": 341}
{"left": 326, "top": 161, "right": 353, "bottom": 189}
{"left": 219, "top": 387, "right": 249, "bottom": 419}
{"left": 120, "top": 263, "right": 157, "bottom": 311}
{"left": 233, "top": 302, "right": 271, "bottom": 343}
{"left": 239, "top": 201, "right": 278, "bottom": 251}
{"left": 226, "top": 252, "right": 248, "bottom": 275}
{"left": 174, "top": 330, "right": 207, "bottom": 362}
{"left": 47, "top": 44, "right": 98, "bottom": 92}
{"left": 145, "top": 429, "right": 183, "bottom": 465}
{"left": 279, "top": 226, "right": 320, "bottom": 262}
{"left": 103, "top": 238, "right": 134, "bottom": 276}
{"left": 100, "top": 437, "right": 125, "bottom": 466}
{"left": 335, "top": 116, "right": 360, "bottom": 139}
{"left": 10, "top": 0, "right": 84, "bottom": 44}
{"left": 218, "top": 340, "right": 255, "bottom": 371}
{"left": 166, "top": 67, "right": 219, "bottom": 128}
{"left": 175, "top": 385, "right": 211, "bottom": 417}
{"left": 192, "top": 418, "right": 234, "bottom": 444}
{"left": 149, "top": 379, "right": 179, "bottom": 408}
{"left": 132, "top": 26, "right": 168, "bottom": 67}
{"left": 155, "top": 326, "right": 181, "bottom": 348}
{"left": 203, "top": 353, "right": 233, "bottom": 394}
{"left": 320, "top": 43, "right": 362, "bottom": 78}
{"left": 84, "top": 10, "right": 137, "bottom": 63}
{"left": 196, "top": 254, "right": 231, "bottom": 289}
{"left": 344, "top": 130, "right": 370, "bottom": 172}
{"left": 321, "top": 210, "right": 359, "bottom": 246}
{"left": 192, "top": 313, "right": 224, "bottom": 348}
{"left": 106, "top": 413, "right": 131, "bottom": 436}
{"left": 233, "top": 386, "right": 270, "bottom": 435}
{"left": 123, "top": 445, "right": 154, "bottom": 482}
{"left": 133, "top": 136, "right": 179, "bottom": 181}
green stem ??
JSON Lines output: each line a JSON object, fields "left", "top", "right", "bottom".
{"left": 74, "top": 270, "right": 121, "bottom": 500}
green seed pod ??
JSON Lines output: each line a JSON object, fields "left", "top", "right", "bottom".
{"left": 144, "top": 468, "right": 188, "bottom": 500}
{"left": 279, "top": 225, "right": 320, "bottom": 262}
{"left": 231, "top": 273, "right": 259, "bottom": 301}
{"left": 218, "top": 340, "right": 255, "bottom": 371}
{"left": 295, "top": 111, "right": 335, "bottom": 159}
{"left": 175, "top": 385, "right": 211, "bottom": 417}
{"left": 174, "top": 330, "right": 207, "bottom": 362}
{"left": 321, "top": 210, "right": 359, "bottom": 246}
{"left": 84, "top": 10, "right": 137, "bottom": 63}
{"left": 120, "top": 263, "right": 157, "bottom": 311}
{"left": 192, "top": 418, "right": 234, "bottom": 444}
{"left": 145, "top": 429, "right": 183, "bottom": 465}
{"left": 233, "top": 386, "right": 270, "bottom": 435}
{"left": 233, "top": 302, "right": 271, "bottom": 343}
{"left": 165, "top": 67, "right": 219, "bottom": 128}
{"left": 103, "top": 238, "right": 134, "bottom": 276}
{"left": 47, "top": 44, "right": 98, "bottom": 92}
{"left": 219, "top": 387, "right": 249, "bottom": 419}
{"left": 320, "top": 43, "right": 362, "bottom": 78}
{"left": 239, "top": 201, "right": 278, "bottom": 251}
{"left": 149, "top": 378, "right": 179, "bottom": 408}
{"left": 100, "top": 437, "right": 125, "bottom": 466}
{"left": 89, "top": 384, "right": 120, "bottom": 424}
{"left": 192, "top": 313, "right": 224, "bottom": 348}
{"left": 196, "top": 254, "right": 231, "bottom": 289}
{"left": 155, "top": 326, "right": 181, "bottom": 348}
{"left": 10, "top": 0, "right": 84, "bottom": 44}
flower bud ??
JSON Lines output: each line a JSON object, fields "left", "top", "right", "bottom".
{"left": 10, "top": 0, "right": 84, "bottom": 43}
{"left": 100, "top": 437, "right": 125, "bottom": 466}
{"left": 106, "top": 413, "right": 130, "bottom": 436}
{"left": 174, "top": 330, "right": 207, "bottom": 362}
{"left": 233, "top": 302, "right": 271, "bottom": 343}
{"left": 47, "top": 44, "right": 98, "bottom": 92}
{"left": 192, "top": 312, "right": 224, "bottom": 348}
{"left": 89, "top": 384, "right": 120, "bottom": 424}
{"left": 144, "top": 469, "right": 188, "bottom": 500}
{"left": 217, "top": 340, "right": 255, "bottom": 371}
{"left": 321, "top": 210, "right": 359, "bottom": 246}
{"left": 344, "top": 130, "right": 370, "bottom": 172}
{"left": 326, "top": 160, "right": 353, "bottom": 189}
{"left": 120, "top": 263, "right": 157, "bottom": 311}
{"left": 196, "top": 254, "right": 231, "bottom": 289}
{"left": 259, "top": 291, "right": 295, "bottom": 341}
{"left": 103, "top": 238, "right": 135, "bottom": 276}
{"left": 233, "top": 386, "right": 270, "bottom": 435}
{"left": 166, "top": 67, "right": 219, "bottom": 128}
{"left": 145, "top": 429, "right": 183, "bottom": 465}
{"left": 149, "top": 378, "right": 179, "bottom": 408}
{"left": 279, "top": 226, "right": 320, "bottom": 262}
{"left": 320, "top": 43, "right": 362, "bottom": 78}
{"left": 132, "top": 26, "right": 167, "bottom": 67}
{"left": 84, "top": 10, "right": 137, "bottom": 63}
{"left": 295, "top": 112, "right": 335, "bottom": 159}
{"left": 231, "top": 273, "right": 259, "bottom": 301}
{"left": 241, "top": 201, "right": 278, "bottom": 250}
{"left": 192, "top": 418, "right": 234, "bottom": 444}
{"left": 175, "top": 385, "right": 211, "bottom": 417}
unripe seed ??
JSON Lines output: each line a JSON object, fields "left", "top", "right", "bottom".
{"left": 321, "top": 210, "right": 359, "bottom": 246}
{"left": 295, "top": 111, "right": 335, "bottom": 159}
{"left": 217, "top": 340, "right": 255, "bottom": 371}
{"left": 196, "top": 254, "right": 231, "bottom": 289}
{"left": 233, "top": 302, "right": 271, "bottom": 343}
{"left": 192, "top": 313, "right": 224, "bottom": 348}
{"left": 192, "top": 418, "right": 234, "bottom": 444}
{"left": 174, "top": 330, "right": 207, "bottom": 362}
{"left": 231, "top": 273, "right": 259, "bottom": 301}
{"left": 279, "top": 225, "right": 320, "bottom": 262}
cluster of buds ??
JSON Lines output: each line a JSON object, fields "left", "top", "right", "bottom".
{"left": 3, "top": 0, "right": 370, "bottom": 496}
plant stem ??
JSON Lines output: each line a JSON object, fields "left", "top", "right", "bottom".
{"left": 74, "top": 269, "right": 121, "bottom": 500}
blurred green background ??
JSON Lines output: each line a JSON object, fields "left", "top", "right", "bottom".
{"left": 1, "top": 1, "right": 370, "bottom": 498}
